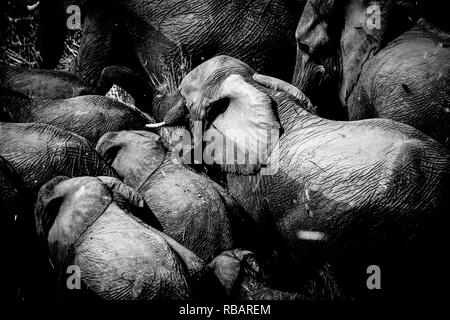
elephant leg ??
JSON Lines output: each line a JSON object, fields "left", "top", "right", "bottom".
{"left": 73, "top": 3, "right": 142, "bottom": 93}
{"left": 72, "top": 7, "right": 116, "bottom": 90}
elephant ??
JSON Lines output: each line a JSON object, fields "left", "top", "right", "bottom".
{"left": 35, "top": 175, "right": 224, "bottom": 300}
{"left": 35, "top": 175, "right": 305, "bottom": 301}
{"left": 348, "top": 19, "right": 450, "bottom": 148}
{"left": 95, "top": 130, "right": 274, "bottom": 263}
{"left": 159, "top": 55, "right": 450, "bottom": 299}
{"left": 292, "top": 0, "right": 450, "bottom": 148}
{"left": 38, "top": 0, "right": 307, "bottom": 114}
{"left": 0, "top": 64, "right": 93, "bottom": 100}
{"left": 0, "top": 122, "right": 116, "bottom": 301}
{"left": 0, "top": 92, "right": 151, "bottom": 145}
{"left": 292, "top": 0, "right": 419, "bottom": 118}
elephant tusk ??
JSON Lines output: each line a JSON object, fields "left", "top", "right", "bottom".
{"left": 27, "top": 1, "right": 40, "bottom": 11}
{"left": 146, "top": 122, "right": 166, "bottom": 128}
{"left": 297, "top": 230, "right": 326, "bottom": 241}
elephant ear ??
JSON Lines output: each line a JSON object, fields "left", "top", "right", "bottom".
{"left": 96, "top": 131, "right": 166, "bottom": 189}
{"left": 97, "top": 176, "right": 163, "bottom": 231}
{"left": 34, "top": 176, "right": 70, "bottom": 244}
{"left": 208, "top": 249, "right": 262, "bottom": 297}
{"left": 340, "top": 0, "right": 393, "bottom": 105}
{"left": 208, "top": 250, "right": 242, "bottom": 297}
{"left": 35, "top": 176, "right": 113, "bottom": 266}
{"left": 181, "top": 72, "right": 281, "bottom": 175}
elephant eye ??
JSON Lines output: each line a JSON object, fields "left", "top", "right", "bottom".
{"left": 297, "top": 42, "right": 311, "bottom": 55}
{"left": 102, "top": 145, "right": 121, "bottom": 166}
{"left": 205, "top": 97, "right": 230, "bottom": 128}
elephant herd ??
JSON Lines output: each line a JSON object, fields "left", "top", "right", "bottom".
{"left": 1, "top": 0, "right": 450, "bottom": 303}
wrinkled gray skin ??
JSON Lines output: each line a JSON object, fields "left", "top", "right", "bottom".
{"left": 95, "top": 130, "right": 271, "bottom": 262}
{"left": 292, "top": 0, "right": 417, "bottom": 119}
{"left": 0, "top": 122, "right": 116, "bottom": 198}
{"left": 0, "top": 156, "right": 28, "bottom": 303}
{"left": 0, "top": 122, "right": 117, "bottom": 302}
{"left": 39, "top": 0, "right": 306, "bottom": 114}
{"left": 349, "top": 20, "right": 450, "bottom": 148}
{"left": 0, "top": 93, "right": 150, "bottom": 145}
{"left": 293, "top": 0, "right": 450, "bottom": 145}
{"left": 166, "top": 56, "right": 450, "bottom": 299}
{"left": 0, "top": 64, "right": 93, "bottom": 100}
{"left": 35, "top": 176, "right": 223, "bottom": 300}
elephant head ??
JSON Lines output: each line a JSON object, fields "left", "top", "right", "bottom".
{"left": 292, "top": 0, "right": 418, "bottom": 118}
{"left": 96, "top": 130, "right": 166, "bottom": 189}
{"left": 96, "top": 129, "right": 274, "bottom": 262}
{"left": 34, "top": 175, "right": 220, "bottom": 300}
{"left": 152, "top": 56, "right": 283, "bottom": 175}
{"left": 149, "top": 55, "right": 315, "bottom": 176}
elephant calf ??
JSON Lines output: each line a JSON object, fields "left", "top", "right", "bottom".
{"left": 0, "top": 64, "right": 93, "bottom": 100}
{"left": 95, "top": 130, "right": 269, "bottom": 262}
{"left": 0, "top": 93, "right": 150, "bottom": 145}
{"left": 35, "top": 176, "right": 219, "bottom": 300}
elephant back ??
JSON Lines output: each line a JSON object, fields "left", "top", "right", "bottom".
{"left": 0, "top": 122, "right": 117, "bottom": 200}
{"left": 73, "top": 203, "right": 194, "bottom": 300}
